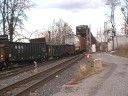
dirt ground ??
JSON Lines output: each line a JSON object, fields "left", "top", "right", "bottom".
{"left": 52, "top": 52, "right": 128, "bottom": 96}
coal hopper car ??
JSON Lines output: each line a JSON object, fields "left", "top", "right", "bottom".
{"left": 0, "top": 35, "right": 47, "bottom": 70}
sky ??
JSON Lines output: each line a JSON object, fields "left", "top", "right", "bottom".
{"left": 24, "top": 0, "right": 124, "bottom": 37}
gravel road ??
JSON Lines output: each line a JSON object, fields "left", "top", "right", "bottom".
{"left": 51, "top": 53, "right": 128, "bottom": 96}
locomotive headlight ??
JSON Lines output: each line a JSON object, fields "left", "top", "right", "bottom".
{"left": 1, "top": 54, "right": 3, "bottom": 58}
{"left": 9, "top": 54, "right": 12, "bottom": 58}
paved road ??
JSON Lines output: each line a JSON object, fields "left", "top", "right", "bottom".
{"left": 91, "top": 53, "right": 128, "bottom": 96}
{"left": 52, "top": 53, "right": 128, "bottom": 96}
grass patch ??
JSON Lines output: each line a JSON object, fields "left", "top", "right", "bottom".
{"left": 68, "top": 59, "right": 108, "bottom": 85}
{"left": 113, "top": 44, "right": 128, "bottom": 57}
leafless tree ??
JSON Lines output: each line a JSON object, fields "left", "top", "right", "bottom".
{"left": 121, "top": 0, "right": 128, "bottom": 35}
{"left": 0, "top": 0, "right": 34, "bottom": 42}
{"left": 96, "top": 27, "right": 105, "bottom": 43}
{"left": 106, "top": 0, "right": 120, "bottom": 36}
{"left": 12, "top": 28, "right": 36, "bottom": 42}
{"left": 45, "top": 19, "right": 73, "bottom": 44}
{"left": 105, "top": 0, "right": 120, "bottom": 50}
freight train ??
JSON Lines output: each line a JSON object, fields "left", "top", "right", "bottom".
{"left": 0, "top": 25, "right": 97, "bottom": 70}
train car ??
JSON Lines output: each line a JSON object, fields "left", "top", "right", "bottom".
{"left": 64, "top": 34, "right": 86, "bottom": 53}
{"left": 76, "top": 25, "right": 98, "bottom": 52}
{"left": 30, "top": 38, "right": 46, "bottom": 43}
{"left": 76, "top": 25, "right": 97, "bottom": 44}
{"left": 30, "top": 37, "right": 47, "bottom": 60}
{"left": 30, "top": 38, "right": 64, "bottom": 59}
{"left": 47, "top": 44, "right": 76, "bottom": 59}
{"left": 47, "top": 45, "right": 66, "bottom": 59}
{"left": 64, "top": 44, "right": 75, "bottom": 55}
{"left": 0, "top": 35, "right": 47, "bottom": 69}
{"left": 77, "top": 36, "right": 86, "bottom": 52}
{"left": 8, "top": 42, "right": 46, "bottom": 62}
{"left": 47, "top": 44, "right": 75, "bottom": 59}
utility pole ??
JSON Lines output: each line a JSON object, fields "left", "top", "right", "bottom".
{"left": 48, "top": 31, "right": 51, "bottom": 44}
{"left": 125, "top": 22, "right": 127, "bottom": 35}
{"left": 112, "top": 29, "right": 115, "bottom": 50}
{"left": 100, "top": 26, "right": 102, "bottom": 52}
{"left": 89, "top": 24, "right": 92, "bottom": 53}
{"left": 96, "top": 28, "right": 100, "bottom": 52}
{"left": 86, "top": 25, "right": 89, "bottom": 53}
{"left": 86, "top": 25, "right": 91, "bottom": 53}
{"left": 104, "top": 22, "right": 108, "bottom": 52}
{"left": 104, "top": 22, "right": 107, "bottom": 42}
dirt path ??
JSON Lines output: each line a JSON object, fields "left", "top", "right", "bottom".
{"left": 52, "top": 53, "right": 128, "bottom": 96}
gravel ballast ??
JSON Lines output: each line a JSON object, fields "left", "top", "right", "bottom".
{"left": 29, "top": 53, "right": 128, "bottom": 96}
{"left": 28, "top": 56, "right": 88, "bottom": 96}
{"left": 0, "top": 57, "right": 73, "bottom": 89}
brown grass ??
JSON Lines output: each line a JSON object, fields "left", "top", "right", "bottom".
{"left": 68, "top": 63, "right": 107, "bottom": 85}
{"left": 113, "top": 44, "right": 128, "bottom": 57}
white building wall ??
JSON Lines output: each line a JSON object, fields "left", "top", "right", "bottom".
{"left": 108, "top": 35, "right": 128, "bottom": 51}
{"left": 114, "top": 35, "right": 128, "bottom": 49}
{"left": 108, "top": 41, "right": 113, "bottom": 51}
{"left": 91, "top": 44, "right": 96, "bottom": 52}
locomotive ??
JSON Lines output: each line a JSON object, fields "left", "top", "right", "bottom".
{"left": 0, "top": 25, "right": 97, "bottom": 70}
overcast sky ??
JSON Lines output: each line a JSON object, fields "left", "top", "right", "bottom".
{"left": 24, "top": 0, "right": 124, "bottom": 36}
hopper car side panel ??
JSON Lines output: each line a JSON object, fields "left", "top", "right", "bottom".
{"left": 47, "top": 45, "right": 66, "bottom": 59}
{"left": 8, "top": 42, "right": 47, "bottom": 62}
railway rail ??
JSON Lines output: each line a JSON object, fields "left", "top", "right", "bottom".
{"left": 0, "top": 54, "right": 83, "bottom": 96}
{"left": 0, "top": 58, "right": 66, "bottom": 80}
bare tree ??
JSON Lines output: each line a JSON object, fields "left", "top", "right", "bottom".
{"left": 12, "top": 28, "right": 36, "bottom": 42}
{"left": 106, "top": 0, "right": 120, "bottom": 36}
{"left": 105, "top": 0, "right": 120, "bottom": 50}
{"left": 121, "top": 0, "right": 128, "bottom": 35}
{"left": 96, "top": 27, "right": 105, "bottom": 43}
{"left": 46, "top": 19, "right": 73, "bottom": 44}
{"left": 0, "top": 0, "right": 34, "bottom": 42}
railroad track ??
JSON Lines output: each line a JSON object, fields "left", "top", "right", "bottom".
{"left": 0, "top": 55, "right": 83, "bottom": 96}
{"left": 0, "top": 65, "right": 34, "bottom": 80}
{"left": 0, "top": 58, "right": 65, "bottom": 80}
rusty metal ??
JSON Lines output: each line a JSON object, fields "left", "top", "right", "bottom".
{"left": 0, "top": 55, "right": 83, "bottom": 95}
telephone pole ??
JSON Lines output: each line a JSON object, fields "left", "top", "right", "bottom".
{"left": 86, "top": 25, "right": 91, "bottom": 53}
{"left": 89, "top": 24, "right": 92, "bottom": 53}
{"left": 104, "top": 22, "right": 108, "bottom": 52}
{"left": 48, "top": 31, "right": 51, "bottom": 44}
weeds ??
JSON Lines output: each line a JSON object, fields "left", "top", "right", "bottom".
{"left": 68, "top": 59, "right": 107, "bottom": 85}
{"left": 113, "top": 44, "right": 128, "bottom": 57}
